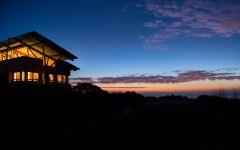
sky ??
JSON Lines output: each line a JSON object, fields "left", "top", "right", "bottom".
{"left": 1, "top": 0, "right": 240, "bottom": 96}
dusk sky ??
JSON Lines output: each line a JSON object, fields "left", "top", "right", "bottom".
{"left": 1, "top": 0, "right": 240, "bottom": 96}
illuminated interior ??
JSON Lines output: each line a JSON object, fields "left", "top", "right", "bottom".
{"left": 57, "top": 75, "right": 67, "bottom": 83}
{"left": 12, "top": 72, "right": 67, "bottom": 83}
{"left": 0, "top": 34, "right": 70, "bottom": 67}
{"left": 27, "top": 72, "right": 39, "bottom": 81}
{"left": 13, "top": 72, "right": 21, "bottom": 81}
{"left": 13, "top": 71, "right": 39, "bottom": 82}
{"left": 49, "top": 74, "right": 54, "bottom": 82}
{"left": 33, "top": 72, "right": 39, "bottom": 81}
{"left": 0, "top": 32, "right": 79, "bottom": 85}
{"left": 21, "top": 72, "right": 25, "bottom": 81}
{"left": 62, "top": 75, "right": 67, "bottom": 83}
{"left": 0, "top": 46, "right": 59, "bottom": 67}
{"left": 57, "top": 75, "right": 62, "bottom": 83}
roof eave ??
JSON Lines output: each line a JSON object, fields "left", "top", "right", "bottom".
{"left": 28, "top": 31, "right": 78, "bottom": 60}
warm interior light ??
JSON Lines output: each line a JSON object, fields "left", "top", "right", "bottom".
{"left": 33, "top": 73, "right": 39, "bottom": 81}
{"left": 57, "top": 75, "right": 62, "bottom": 83}
{"left": 0, "top": 46, "right": 56, "bottom": 67}
{"left": 27, "top": 72, "right": 39, "bottom": 81}
{"left": 13, "top": 72, "right": 21, "bottom": 81}
{"left": 57, "top": 75, "right": 67, "bottom": 83}
{"left": 49, "top": 74, "right": 54, "bottom": 82}
{"left": 28, "top": 72, "right": 32, "bottom": 81}
{"left": 22, "top": 72, "right": 25, "bottom": 81}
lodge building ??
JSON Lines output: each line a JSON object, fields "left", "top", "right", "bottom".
{"left": 0, "top": 31, "right": 79, "bottom": 86}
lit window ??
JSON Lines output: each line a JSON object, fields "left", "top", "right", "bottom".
{"left": 13, "top": 72, "right": 21, "bottom": 81}
{"left": 28, "top": 72, "right": 33, "bottom": 81}
{"left": 22, "top": 72, "right": 25, "bottom": 81}
{"left": 33, "top": 73, "right": 39, "bottom": 81}
{"left": 57, "top": 75, "right": 62, "bottom": 83}
{"left": 49, "top": 74, "right": 54, "bottom": 82}
{"left": 57, "top": 75, "right": 67, "bottom": 83}
{"left": 27, "top": 72, "right": 39, "bottom": 81}
{"left": 62, "top": 75, "right": 67, "bottom": 83}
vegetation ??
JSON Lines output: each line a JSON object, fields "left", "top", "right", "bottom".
{"left": 3, "top": 83, "right": 240, "bottom": 149}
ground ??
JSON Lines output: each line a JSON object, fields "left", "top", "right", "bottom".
{"left": 3, "top": 85, "right": 240, "bottom": 149}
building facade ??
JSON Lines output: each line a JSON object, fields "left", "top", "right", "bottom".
{"left": 0, "top": 31, "right": 79, "bottom": 86}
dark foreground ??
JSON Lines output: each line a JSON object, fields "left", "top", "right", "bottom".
{"left": 3, "top": 85, "right": 240, "bottom": 149}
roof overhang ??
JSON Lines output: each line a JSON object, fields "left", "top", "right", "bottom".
{"left": 0, "top": 31, "right": 78, "bottom": 60}
{"left": 61, "top": 61, "right": 80, "bottom": 71}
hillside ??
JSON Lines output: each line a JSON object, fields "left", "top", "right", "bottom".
{"left": 3, "top": 84, "right": 240, "bottom": 149}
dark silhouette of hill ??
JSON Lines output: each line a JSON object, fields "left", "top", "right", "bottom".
{"left": 2, "top": 83, "right": 240, "bottom": 149}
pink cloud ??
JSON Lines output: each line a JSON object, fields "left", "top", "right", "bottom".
{"left": 171, "top": 22, "right": 182, "bottom": 27}
{"left": 70, "top": 69, "right": 240, "bottom": 84}
{"left": 135, "top": 0, "right": 240, "bottom": 45}
{"left": 143, "top": 20, "right": 163, "bottom": 29}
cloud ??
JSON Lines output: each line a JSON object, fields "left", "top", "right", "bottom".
{"left": 70, "top": 69, "right": 240, "bottom": 84}
{"left": 143, "top": 20, "right": 163, "bottom": 29}
{"left": 134, "top": 0, "right": 240, "bottom": 46}
{"left": 69, "top": 77, "right": 97, "bottom": 85}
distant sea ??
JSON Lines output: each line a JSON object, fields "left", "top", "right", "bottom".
{"left": 139, "top": 91, "right": 237, "bottom": 99}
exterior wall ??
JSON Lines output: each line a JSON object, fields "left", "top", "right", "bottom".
{"left": 0, "top": 57, "right": 71, "bottom": 85}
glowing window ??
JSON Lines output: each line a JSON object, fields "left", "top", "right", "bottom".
{"left": 57, "top": 75, "right": 67, "bottom": 83}
{"left": 28, "top": 72, "right": 33, "bottom": 81}
{"left": 22, "top": 72, "right": 25, "bottom": 81}
{"left": 49, "top": 74, "right": 54, "bottom": 82}
{"left": 27, "top": 72, "right": 39, "bottom": 81}
{"left": 33, "top": 73, "right": 39, "bottom": 81}
{"left": 13, "top": 72, "right": 21, "bottom": 81}
{"left": 57, "top": 75, "right": 62, "bottom": 83}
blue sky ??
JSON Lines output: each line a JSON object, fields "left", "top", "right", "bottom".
{"left": 1, "top": 0, "right": 240, "bottom": 94}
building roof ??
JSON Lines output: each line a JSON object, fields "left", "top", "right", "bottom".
{"left": 0, "top": 31, "right": 79, "bottom": 70}
{"left": 58, "top": 61, "right": 80, "bottom": 71}
{"left": 0, "top": 31, "right": 78, "bottom": 60}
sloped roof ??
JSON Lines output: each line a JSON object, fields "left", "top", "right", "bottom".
{"left": 58, "top": 61, "right": 79, "bottom": 71}
{"left": 0, "top": 31, "right": 78, "bottom": 60}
